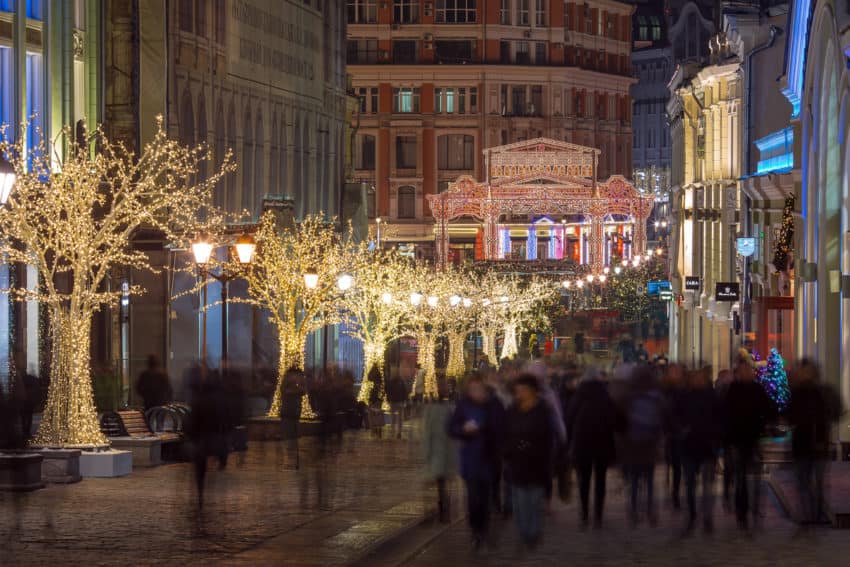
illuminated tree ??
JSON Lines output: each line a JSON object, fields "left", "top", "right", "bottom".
{"left": 231, "top": 211, "right": 363, "bottom": 418}
{"left": 0, "top": 120, "right": 227, "bottom": 446}
{"left": 495, "top": 276, "right": 556, "bottom": 360}
{"left": 338, "top": 249, "right": 413, "bottom": 403}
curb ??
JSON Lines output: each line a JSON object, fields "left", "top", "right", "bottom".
{"left": 346, "top": 509, "right": 439, "bottom": 567}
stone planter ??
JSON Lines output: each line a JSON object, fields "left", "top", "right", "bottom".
{"left": 109, "top": 437, "right": 162, "bottom": 467}
{"left": 36, "top": 448, "right": 82, "bottom": 484}
{"left": 0, "top": 453, "right": 45, "bottom": 491}
{"left": 79, "top": 449, "right": 133, "bottom": 478}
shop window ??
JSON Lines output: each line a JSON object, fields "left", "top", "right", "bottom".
{"left": 397, "top": 185, "right": 416, "bottom": 218}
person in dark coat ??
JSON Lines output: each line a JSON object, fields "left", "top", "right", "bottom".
{"left": 186, "top": 362, "right": 215, "bottom": 509}
{"left": 279, "top": 367, "right": 305, "bottom": 470}
{"left": 449, "top": 375, "right": 501, "bottom": 549}
{"left": 565, "top": 366, "right": 617, "bottom": 528}
{"left": 662, "top": 363, "right": 687, "bottom": 510}
{"left": 136, "top": 355, "right": 172, "bottom": 411}
{"left": 385, "top": 374, "right": 408, "bottom": 439}
{"left": 788, "top": 359, "right": 841, "bottom": 526}
{"left": 679, "top": 367, "right": 722, "bottom": 533}
{"left": 725, "top": 358, "right": 775, "bottom": 529}
{"left": 504, "top": 374, "right": 554, "bottom": 548}
{"left": 366, "top": 365, "right": 385, "bottom": 438}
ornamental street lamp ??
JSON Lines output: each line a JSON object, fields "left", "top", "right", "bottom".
{"left": 192, "top": 232, "right": 256, "bottom": 364}
{"left": 0, "top": 157, "right": 16, "bottom": 205}
{"left": 337, "top": 273, "right": 354, "bottom": 291}
{"left": 304, "top": 267, "right": 319, "bottom": 290}
{"left": 410, "top": 292, "right": 423, "bottom": 306}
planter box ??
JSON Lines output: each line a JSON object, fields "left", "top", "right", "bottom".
{"left": 0, "top": 453, "right": 45, "bottom": 491}
{"left": 36, "top": 449, "right": 82, "bottom": 484}
{"left": 246, "top": 417, "right": 325, "bottom": 441}
{"left": 109, "top": 437, "right": 162, "bottom": 467}
{"left": 79, "top": 449, "right": 133, "bottom": 478}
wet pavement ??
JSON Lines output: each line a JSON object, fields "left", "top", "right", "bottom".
{"left": 1, "top": 423, "right": 430, "bottom": 566}
{"left": 389, "top": 473, "right": 850, "bottom": 567}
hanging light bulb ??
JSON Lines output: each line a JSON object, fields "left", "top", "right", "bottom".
{"left": 614, "top": 266, "right": 622, "bottom": 275}
{"left": 599, "top": 274, "right": 607, "bottom": 283}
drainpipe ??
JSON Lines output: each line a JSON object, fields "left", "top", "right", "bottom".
{"left": 741, "top": 24, "right": 782, "bottom": 351}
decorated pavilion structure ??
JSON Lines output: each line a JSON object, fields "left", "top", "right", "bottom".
{"left": 427, "top": 138, "right": 653, "bottom": 271}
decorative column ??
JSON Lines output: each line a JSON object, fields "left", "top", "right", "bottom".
{"left": 483, "top": 202, "right": 500, "bottom": 260}
{"left": 589, "top": 203, "right": 606, "bottom": 271}
{"left": 554, "top": 225, "right": 564, "bottom": 259}
{"left": 526, "top": 224, "right": 537, "bottom": 260}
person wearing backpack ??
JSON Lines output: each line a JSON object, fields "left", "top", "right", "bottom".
{"left": 623, "top": 365, "right": 666, "bottom": 526}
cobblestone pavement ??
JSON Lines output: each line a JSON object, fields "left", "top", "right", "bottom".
{"left": 402, "top": 475, "right": 850, "bottom": 567}
{"left": 1, "top": 422, "right": 430, "bottom": 567}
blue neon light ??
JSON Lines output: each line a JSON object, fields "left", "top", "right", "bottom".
{"left": 782, "top": 0, "right": 813, "bottom": 118}
{"left": 755, "top": 127, "right": 794, "bottom": 174}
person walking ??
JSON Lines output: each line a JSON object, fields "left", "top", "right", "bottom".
{"left": 662, "top": 363, "right": 687, "bottom": 510}
{"left": 573, "top": 332, "right": 586, "bottom": 366}
{"left": 449, "top": 376, "right": 501, "bottom": 550}
{"left": 679, "top": 367, "right": 722, "bottom": 534}
{"left": 504, "top": 374, "right": 554, "bottom": 549}
{"left": 725, "top": 358, "right": 774, "bottom": 530}
{"left": 623, "top": 365, "right": 666, "bottom": 526}
{"left": 788, "top": 359, "right": 841, "bottom": 528}
{"left": 280, "top": 367, "right": 305, "bottom": 470}
{"left": 565, "top": 366, "right": 617, "bottom": 529}
{"left": 423, "top": 388, "right": 456, "bottom": 523}
{"left": 386, "top": 373, "right": 408, "bottom": 439}
{"left": 366, "top": 365, "right": 385, "bottom": 438}
{"left": 136, "top": 355, "right": 173, "bottom": 413}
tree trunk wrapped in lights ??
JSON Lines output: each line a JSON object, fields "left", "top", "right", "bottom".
{"left": 0, "top": 119, "right": 228, "bottom": 446}
{"left": 226, "top": 212, "right": 364, "bottom": 418}
{"left": 500, "top": 323, "right": 519, "bottom": 360}
{"left": 419, "top": 333, "right": 438, "bottom": 398}
{"left": 481, "top": 327, "right": 498, "bottom": 366}
{"left": 446, "top": 331, "right": 466, "bottom": 379}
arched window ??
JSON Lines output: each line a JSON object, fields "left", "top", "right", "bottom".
{"left": 397, "top": 185, "right": 416, "bottom": 219}
{"left": 302, "top": 120, "right": 310, "bottom": 217}
{"left": 253, "top": 110, "right": 264, "bottom": 213}
{"left": 242, "top": 107, "right": 253, "bottom": 213}
{"left": 293, "top": 116, "right": 302, "bottom": 206}
{"left": 269, "top": 114, "right": 278, "bottom": 196}
{"left": 226, "top": 102, "right": 237, "bottom": 211}
{"left": 214, "top": 102, "right": 226, "bottom": 208}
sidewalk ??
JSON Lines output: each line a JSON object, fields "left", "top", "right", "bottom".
{"left": 769, "top": 462, "right": 850, "bottom": 527}
{"left": 1, "top": 421, "right": 432, "bottom": 566}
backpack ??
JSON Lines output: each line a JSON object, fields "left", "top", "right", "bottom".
{"left": 628, "top": 391, "right": 663, "bottom": 442}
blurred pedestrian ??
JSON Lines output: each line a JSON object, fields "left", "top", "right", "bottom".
{"left": 680, "top": 367, "right": 722, "bottom": 534}
{"left": 413, "top": 363, "right": 425, "bottom": 403}
{"left": 623, "top": 365, "right": 666, "bottom": 526}
{"left": 136, "top": 355, "right": 172, "bottom": 412}
{"left": 366, "top": 365, "right": 384, "bottom": 438}
{"left": 662, "top": 363, "right": 686, "bottom": 510}
{"left": 449, "top": 375, "right": 501, "bottom": 549}
{"left": 725, "top": 358, "right": 774, "bottom": 530}
{"left": 573, "top": 331, "right": 586, "bottom": 366}
{"left": 423, "top": 386, "right": 456, "bottom": 523}
{"left": 386, "top": 372, "right": 408, "bottom": 439}
{"left": 504, "top": 374, "right": 553, "bottom": 549}
{"left": 788, "top": 359, "right": 842, "bottom": 527}
{"left": 279, "top": 367, "right": 305, "bottom": 470}
{"left": 565, "top": 366, "right": 616, "bottom": 528}
{"left": 186, "top": 362, "right": 215, "bottom": 509}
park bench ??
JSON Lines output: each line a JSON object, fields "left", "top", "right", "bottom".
{"left": 100, "top": 408, "right": 185, "bottom": 466}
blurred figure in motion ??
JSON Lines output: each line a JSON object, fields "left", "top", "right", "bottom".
{"left": 504, "top": 374, "right": 554, "bottom": 549}
{"left": 423, "top": 384, "right": 456, "bottom": 523}
{"left": 136, "top": 354, "right": 173, "bottom": 412}
{"left": 679, "top": 367, "right": 721, "bottom": 534}
{"left": 449, "top": 375, "right": 501, "bottom": 550}
{"left": 662, "top": 363, "right": 686, "bottom": 510}
{"left": 219, "top": 357, "right": 246, "bottom": 464}
{"left": 366, "top": 365, "right": 385, "bottom": 439}
{"left": 715, "top": 368, "right": 735, "bottom": 509}
{"left": 386, "top": 372, "right": 408, "bottom": 440}
{"left": 788, "top": 359, "right": 841, "bottom": 529}
{"left": 623, "top": 365, "right": 666, "bottom": 527}
{"left": 186, "top": 362, "right": 215, "bottom": 510}
{"left": 725, "top": 358, "right": 774, "bottom": 530}
{"left": 565, "top": 366, "right": 617, "bottom": 529}
{"left": 280, "top": 367, "right": 305, "bottom": 470}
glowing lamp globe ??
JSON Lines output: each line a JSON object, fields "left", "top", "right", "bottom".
{"left": 304, "top": 268, "right": 319, "bottom": 290}
{"left": 562, "top": 280, "right": 572, "bottom": 289}
{"left": 191, "top": 237, "right": 214, "bottom": 265}
{"left": 382, "top": 292, "right": 393, "bottom": 304}
{"left": 337, "top": 273, "right": 354, "bottom": 291}
{"left": 410, "top": 292, "right": 423, "bottom": 306}
{"left": 462, "top": 297, "right": 473, "bottom": 308}
{"left": 234, "top": 233, "right": 256, "bottom": 264}
{"left": 449, "top": 294, "right": 461, "bottom": 307}
{"left": 576, "top": 280, "right": 585, "bottom": 289}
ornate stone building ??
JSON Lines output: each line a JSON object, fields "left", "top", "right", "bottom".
{"left": 347, "top": 0, "right": 636, "bottom": 261}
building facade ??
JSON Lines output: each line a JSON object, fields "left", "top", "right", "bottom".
{"left": 0, "top": 0, "right": 102, "bottom": 389}
{"left": 347, "top": 0, "right": 635, "bottom": 261}
{"left": 104, "top": 0, "right": 350, "bottom": 398}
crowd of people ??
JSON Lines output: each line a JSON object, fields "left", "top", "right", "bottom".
{"left": 419, "top": 348, "right": 843, "bottom": 552}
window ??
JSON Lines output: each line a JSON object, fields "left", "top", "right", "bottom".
{"left": 436, "top": 0, "right": 476, "bottom": 23}
{"left": 0, "top": 48, "right": 11, "bottom": 129}
{"left": 357, "top": 87, "right": 378, "bottom": 113}
{"left": 435, "top": 87, "right": 478, "bottom": 114}
{"left": 357, "top": 134, "right": 376, "bottom": 170}
{"left": 347, "top": 0, "right": 377, "bottom": 22}
{"left": 435, "top": 40, "right": 474, "bottom": 64}
{"left": 500, "top": 0, "right": 510, "bottom": 24}
{"left": 500, "top": 41, "right": 511, "bottom": 63}
{"left": 650, "top": 16, "right": 661, "bottom": 41}
{"left": 25, "top": 0, "right": 41, "bottom": 19}
{"left": 517, "top": 0, "right": 529, "bottom": 25}
{"left": 393, "top": 0, "right": 419, "bottom": 23}
{"left": 179, "top": 0, "right": 193, "bottom": 32}
{"left": 516, "top": 41, "right": 529, "bottom": 64}
{"left": 396, "top": 136, "right": 417, "bottom": 169}
{"left": 348, "top": 39, "right": 379, "bottom": 64}
{"left": 393, "top": 87, "right": 420, "bottom": 112}
{"left": 530, "top": 85, "right": 543, "bottom": 116}
{"left": 195, "top": 0, "right": 206, "bottom": 37}
{"left": 598, "top": 10, "right": 604, "bottom": 35}
{"left": 215, "top": 0, "right": 226, "bottom": 42}
{"left": 25, "top": 53, "right": 43, "bottom": 168}
{"left": 534, "top": 0, "right": 545, "bottom": 26}
{"left": 511, "top": 86, "right": 526, "bottom": 116}
{"left": 393, "top": 40, "right": 417, "bottom": 64}
{"left": 585, "top": 9, "right": 592, "bottom": 34}
{"left": 0, "top": 0, "right": 13, "bottom": 12}
{"left": 397, "top": 186, "right": 416, "bottom": 218}
{"left": 438, "top": 135, "right": 475, "bottom": 169}
{"left": 438, "top": 180, "right": 451, "bottom": 193}
{"left": 535, "top": 42, "right": 547, "bottom": 64}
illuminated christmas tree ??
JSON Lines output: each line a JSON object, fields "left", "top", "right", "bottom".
{"left": 757, "top": 348, "right": 790, "bottom": 412}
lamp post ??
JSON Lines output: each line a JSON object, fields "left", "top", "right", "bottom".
{"left": 375, "top": 217, "right": 382, "bottom": 249}
{"left": 192, "top": 232, "right": 256, "bottom": 365}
